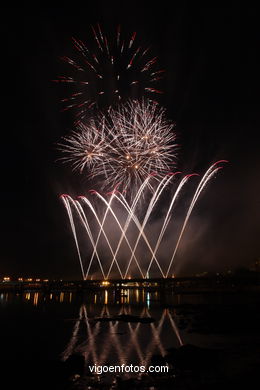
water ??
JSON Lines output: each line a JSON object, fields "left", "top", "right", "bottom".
{"left": 0, "top": 289, "right": 259, "bottom": 389}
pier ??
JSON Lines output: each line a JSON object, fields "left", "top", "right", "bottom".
{"left": 0, "top": 274, "right": 259, "bottom": 294}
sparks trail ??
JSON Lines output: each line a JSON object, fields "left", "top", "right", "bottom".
{"left": 58, "top": 99, "right": 178, "bottom": 200}
{"left": 60, "top": 161, "right": 228, "bottom": 279}
{"left": 53, "top": 24, "right": 164, "bottom": 120}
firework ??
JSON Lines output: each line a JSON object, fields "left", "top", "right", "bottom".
{"left": 53, "top": 24, "right": 164, "bottom": 119}
{"left": 58, "top": 99, "right": 178, "bottom": 196}
{"left": 55, "top": 25, "right": 228, "bottom": 280}
{"left": 58, "top": 117, "right": 108, "bottom": 174}
{"left": 60, "top": 160, "right": 228, "bottom": 280}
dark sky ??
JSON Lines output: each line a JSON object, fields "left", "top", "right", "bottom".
{"left": 0, "top": 4, "right": 259, "bottom": 279}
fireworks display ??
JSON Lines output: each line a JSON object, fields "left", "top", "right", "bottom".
{"left": 60, "top": 160, "right": 228, "bottom": 280}
{"left": 54, "top": 24, "right": 164, "bottom": 120}
{"left": 56, "top": 24, "right": 227, "bottom": 279}
{"left": 59, "top": 99, "right": 178, "bottom": 195}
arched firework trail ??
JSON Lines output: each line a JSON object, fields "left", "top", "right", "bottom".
{"left": 58, "top": 98, "right": 178, "bottom": 200}
{"left": 53, "top": 24, "right": 164, "bottom": 120}
{"left": 60, "top": 161, "right": 228, "bottom": 280}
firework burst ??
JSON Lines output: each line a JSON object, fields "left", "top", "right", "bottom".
{"left": 53, "top": 24, "right": 164, "bottom": 120}
{"left": 58, "top": 99, "right": 178, "bottom": 196}
{"left": 55, "top": 24, "right": 229, "bottom": 280}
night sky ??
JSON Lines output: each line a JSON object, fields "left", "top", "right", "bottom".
{"left": 1, "top": 5, "right": 259, "bottom": 279}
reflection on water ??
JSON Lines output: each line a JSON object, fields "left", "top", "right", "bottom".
{"left": 1, "top": 288, "right": 259, "bottom": 308}
{"left": 55, "top": 289, "right": 184, "bottom": 378}
{"left": 0, "top": 289, "right": 183, "bottom": 377}
{"left": 61, "top": 303, "right": 183, "bottom": 373}
{"left": 0, "top": 287, "right": 259, "bottom": 389}
{"left": 1, "top": 287, "right": 258, "bottom": 384}
{"left": 0, "top": 290, "right": 71, "bottom": 306}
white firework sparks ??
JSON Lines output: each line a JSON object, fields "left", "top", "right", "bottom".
{"left": 58, "top": 99, "right": 178, "bottom": 196}
{"left": 58, "top": 117, "right": 109, "bottom": 175}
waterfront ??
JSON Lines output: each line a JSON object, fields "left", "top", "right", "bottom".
{"left": 0, "top": 288, "right": 259, "bottom": 389}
